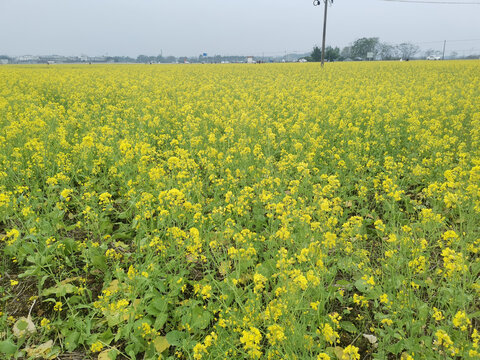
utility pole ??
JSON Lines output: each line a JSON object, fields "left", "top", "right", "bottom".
{"left": 321, "top": 0, "right": 328, "bottom": 67}
{"left": 442, "top": 40, "right": 446, "bottom": 60}
{"left": 314, "top": 0, "right": 333, "bottom": 67}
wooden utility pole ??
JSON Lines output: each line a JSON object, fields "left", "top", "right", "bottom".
{"left": 321, "top": 0, "right": 328, "bottom": 67}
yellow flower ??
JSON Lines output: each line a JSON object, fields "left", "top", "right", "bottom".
{"left": 40, "top": 318, "right": 51, "bottom": 330}
{"left": 60, "top": 188, "right": 73, "bottom": 201}
{"left": 452, "top": 310, "right": 471, "bottom": 331}
{"left": 342, "top": 345, "right": 360, "bottom": 360}
{"left": 90, "top": 341, "right": 103, "bottom": 352}
{"left": 53, "top": 302, "right": 63, "bottom": 311}
{"left": 321, "top": 323, "right": 339, "bottom": 345}
{"left": 432, "top": 307, "right": 444, "bottom": 321}
{"left": 266, "top": 324, "right": 286, "bottom": 345}
{"left": 434, "top": 329, "right": 453, "bottom": 350}
{"left": 379, "top": 293, "right": 389, "bottom": 304}
{"left": 381, "top": 318, "right": 393, "bottom": 326}
{"left": 193, "top": 343, "right": 208, "bottom": 359}
{"left": 322, "top": 231, "right": 337, "bottom": 249}
{"left": 317, "top": 354, "right": 331, "bottom": 360}
{"left": 240, "top": 327, "right": 262, "bottom": 359}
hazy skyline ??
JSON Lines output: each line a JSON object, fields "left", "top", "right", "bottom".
{"left": 1, "top": 0, "right": 479, "bottom": 57}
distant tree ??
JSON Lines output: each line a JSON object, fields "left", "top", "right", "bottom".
{"left": 308, "top": 46, "right": 323, "bottom": 62}
{"left": 466, "top": 54, "right": 480, "bottom": 59}
{"left": 424, "top": 49, "right": 435, "bottom": 58}
{"left": 378, "top": 43, "right": 398, "bottom": 60}
{"left": 449, "top": 51, "right": 458, "bottom": 59}
{"left": 350, "top": 37, "right": 380, "bottom": 60}
{"left": 137, "top": 55, "right": 152, "bottom": 63}
{"left": 325, "top": 46, "right": 341, "bottom": 62}
{"left": 396, "top": 43, "right": 419, "bottom": 60}
{"left": 340, "top": 46, "right": 352, "bottom": 60}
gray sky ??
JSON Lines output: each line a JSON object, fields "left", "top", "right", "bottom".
{"left": 1, "top": 0, "right": 479, "bottom": 57}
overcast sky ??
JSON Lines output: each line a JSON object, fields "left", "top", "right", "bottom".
{"left": 1, "top": 0, "right": 479, "bottom": 57}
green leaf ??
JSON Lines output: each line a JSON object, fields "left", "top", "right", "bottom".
{"left": 105, "top": 313, "right": 124, "bottom": 327}
{"left": 100, "top": 328, "right": 114, "bottom": 344}
{"left": 354, "top": 279, "right": 369, "bottom": 293}
{"left": 65, "top": 331, "right": 80, "bottom": 351}
{"left": 154, "top": 313, "right": 168, "bottom": 330}
{"left": 191, "top": 306, "right": 212, "bottom": 330}
{"left": 165, "top": 331, "right": 185, "bottom": 346}
{"left": 147, "top": 298, "right": 167, "bottom": 316}
{"left": 92, "top": 255, "right": 107, "bottom": 271}
{"left": 388, "top": 340, "right": 405, "bottom": 355}
{"left": 0, "top": 340, "right": 17, "bottom": 355}
{"left": 340, "top": 321, "right": 358, "bottom": 333}
{"left": 42, "top": 283, "right": 77, "bottom": 297}
{"left": 153, "top": 336, "right": 170, "bottom": 353}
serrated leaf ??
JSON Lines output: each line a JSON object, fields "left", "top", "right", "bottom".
{"left": 147, "top": 298, "right": 167, "bottom": 316}
{"left": 65, "top": 331, "right": 79, "bottom": 351}
{"left": 153, "top": 336, "right": 169, "bottom": 353}
{"left": 154, "top": 313, "right": 168, "bottom": 330}
{"left": 92, "top": 255, "right": 107, "bottom": 270}
{"left": 100, "top": 328, "right": 114, "bottom": 344}
{"left": 165, "top": 331, "right": 185, "bottom": 346}
{"left": 191, "top": 306, "right": 212, "bottom": 330}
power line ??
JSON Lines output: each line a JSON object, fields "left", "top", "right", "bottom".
{"left": 414, "top": 38, "right": 480, "bottom": 44}
{"left": 381, "top": 0, "right": 480, "bottom": 4}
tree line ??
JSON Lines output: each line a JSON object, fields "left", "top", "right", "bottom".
{"left": 307, "top": 37, "right": 421, "bottom": 62}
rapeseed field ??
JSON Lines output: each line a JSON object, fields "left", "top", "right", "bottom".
{"left": 0, "top": 61, "right": 479, "bottom": 359}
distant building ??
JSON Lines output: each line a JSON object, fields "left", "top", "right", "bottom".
{"left": 17, "top": 55, "right": 40, "bottom": 62}
{"left": 40, "top": 55, "right": 68, "bottom": 64}
{"left": 90, "top": 56, "right": 107, "bottom": 62}
{"left": 0, "top": 59, "right": 8, "bottom": 65}
{"left": 247, "top": 56, "right": 254, "bottom": 64}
